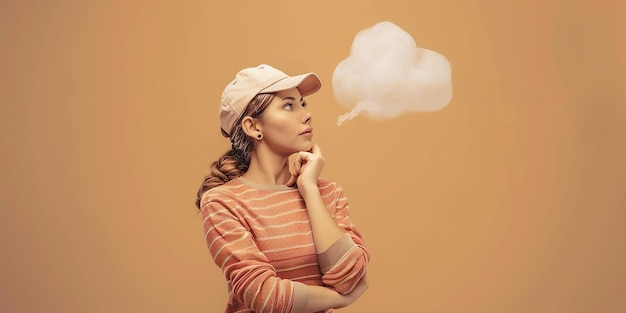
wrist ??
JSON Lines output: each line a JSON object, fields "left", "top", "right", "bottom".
{"left": 305, "top": 285, "right": 345, "bottom": 311}
{"left": 298, "top": 182, "right": 320, "bottom": 196}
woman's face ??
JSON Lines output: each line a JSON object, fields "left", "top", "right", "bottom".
{"left": 257, "top": 87, "right": 314, "bottom": 156}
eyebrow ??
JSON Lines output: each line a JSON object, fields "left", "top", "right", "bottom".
{"left": 282, "top": 96, "right": 304, "bottom": 102}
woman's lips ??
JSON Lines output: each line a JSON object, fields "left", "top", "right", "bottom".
{"left": 299, "top": 128, "right": 313, "bottom": 137}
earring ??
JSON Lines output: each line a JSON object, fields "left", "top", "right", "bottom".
{"left": 257, "top": 133, "right": 263, "bottom": 139}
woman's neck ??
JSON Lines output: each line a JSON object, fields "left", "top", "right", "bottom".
{"left": 242, "top": 150, "right": 291, "bottom": 186}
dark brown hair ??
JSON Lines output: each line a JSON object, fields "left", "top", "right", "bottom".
{"left": 195, "top": 93, "right": 275, "bottom": 209}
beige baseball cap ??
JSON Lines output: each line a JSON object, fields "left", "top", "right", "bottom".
{"left": 219, "top": 64, "right": 322, "bottom": 136}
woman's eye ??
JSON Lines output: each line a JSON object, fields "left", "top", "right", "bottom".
{"left": 283, "top": 103, "right": 293, "bottom": 110}
{"left": 301, "top": 101, "right": 307, "bottom": 108}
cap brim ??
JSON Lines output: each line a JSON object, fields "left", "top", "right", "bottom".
{"left": 261, "top": 73, "right": 321, "bottom": 97}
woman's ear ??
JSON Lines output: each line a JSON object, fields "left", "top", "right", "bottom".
{"left": 241, "top": 116, "right": 260, "bottom": 138}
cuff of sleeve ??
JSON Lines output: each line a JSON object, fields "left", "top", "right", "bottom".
{"left": 290, "top": 281, "right": 309, "bottom": 313}
{"left": 317, "top": 233, "right": 356, "bottom": 273}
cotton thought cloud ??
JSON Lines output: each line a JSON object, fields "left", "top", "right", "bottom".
{"left": 333, "top": 21, "right": 453, "bottom": 125}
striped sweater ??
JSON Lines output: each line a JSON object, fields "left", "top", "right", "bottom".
{"left": 200, "top": 177, "right": 369, "bottom": 313}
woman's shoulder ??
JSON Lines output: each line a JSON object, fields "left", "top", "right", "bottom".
{"left": 210, "top": 178, "right": 246, "bottom": 193}
{"left": 317, "top": 178, "right": 345, "bottom": 192}
{"left": 200, "top": 178, "right": 247, "bottom": 207}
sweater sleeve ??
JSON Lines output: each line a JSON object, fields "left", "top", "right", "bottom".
{"left": 316, "top": 184, "right": 370, "bottom": 294}
{"left": 201, "top": 196, "right": 307, "bottom": 313}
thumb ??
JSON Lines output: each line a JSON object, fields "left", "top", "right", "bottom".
{"left": 311, "top": 143, "right": 322, "bottom": 156}
{"left": 286, "top": 172, "right": 297, "bottom": 187}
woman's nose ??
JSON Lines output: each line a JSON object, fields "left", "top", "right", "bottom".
{"left": 303, "top": 111, "right": 312, "bottom": 124}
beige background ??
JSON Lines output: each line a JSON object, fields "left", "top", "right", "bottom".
{"left": 1, "top": 0, "right": 625, "bottom": 312}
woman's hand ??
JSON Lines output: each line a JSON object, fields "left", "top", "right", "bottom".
{"left": 303, "top": 274, "right": 369, "bottom": 312}
{"left": 336, "top": 273, "right": 369, "bottom": 308}
{"left": 286, "top": 144, "right": 325, "bottom": 192}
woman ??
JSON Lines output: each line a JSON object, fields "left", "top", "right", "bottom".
{"left": 196, "top": 64, "right": 369, "bottom": 313}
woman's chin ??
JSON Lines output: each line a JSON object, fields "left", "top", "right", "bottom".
{"left": 287, "top": 143, "right": 313, "bottom": 155}
{"left": 300, "top": 142, "right": 314, "bottom": 152}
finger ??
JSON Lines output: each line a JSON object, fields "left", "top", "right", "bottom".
{"left": 288, "top": 152, "right": 308, "bottom": 187}
{"left": 292, "top": 152, "right": 305, "bottom": 175}
{"left": 311, "top": 143, "right": 322, "bottom": 156}
{"left": 286, "top": 172, "right": 297, "bottom": 187}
